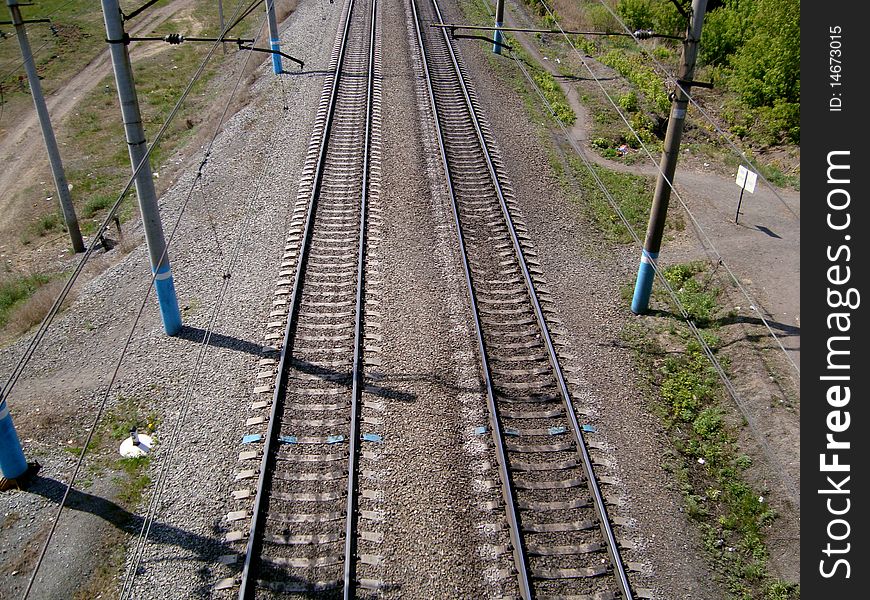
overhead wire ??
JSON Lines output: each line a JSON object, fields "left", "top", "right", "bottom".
{"left": 18, "top": 0, "right": 274, "bottom": 596}
{"left": 590, "top": 0, "right": 798, "bottom": 219}
{"left": 525, "top": 0, "right": 799, "bottom": 376}
{"left": 119, "top": 9, "right": 279, "bottom": 597}
{"left": 478, "top": 0, "right": 798, "bottom": 507}
{"left": 0, "top": 0, "right": 80, "bottom": 77}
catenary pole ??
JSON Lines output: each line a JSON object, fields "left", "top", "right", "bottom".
{"left": 218, "top": 0, "right": 226, "bottom": 54}
{"left": 265, "top": 0, "right": 282, "bottom": 73}
{"left": 101, "top": 0, "right": 182, "bottom": 335}
{"left": 493, "top": 0, "right": 505, "bottom": 54}
{"left": 0, "top": 394, "right": 28, "bottom": 480}
{"left": 630, "top": 0, "right": 707, "bottom": 314}
{"left": 6, "top": 0, "right": 84, "bottom": 253}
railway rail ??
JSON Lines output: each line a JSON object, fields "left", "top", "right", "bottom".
{"left": 411, "top": 0, "right": 635, "bottom": 597}
{"left": 220, "top": 0, "right": 384, "bottom": 596}
{"left": 216, "top": 0, "right": 637, "bottom": 596}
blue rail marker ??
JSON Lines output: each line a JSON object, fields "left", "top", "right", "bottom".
{"left": 270, "top": 38, "right": 283, "bottom": 74}
{"left": 153, "top": 263, "right": 182, "bottom": 335}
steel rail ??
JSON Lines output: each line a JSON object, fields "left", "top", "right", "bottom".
{"left": 426, "top": 0, "right": 634, "bottom": 597}
{"left": 344, "top": 0, "right": 377, "bottom": 596}
{"left": 237, "top": 0, "right": 358, "bottom": 597}
{"left": 410, "top": 0, "right": 532, "bottom": 597}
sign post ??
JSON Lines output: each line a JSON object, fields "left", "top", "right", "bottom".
{"left": 734, "top": 164, "right": 757, "bottom": 224}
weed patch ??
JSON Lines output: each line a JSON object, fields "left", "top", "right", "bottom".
{"left": 627, "top": 261, "right": 798, "bottom": 599}
{"left": 0, "top": 273, "right": 54, "bottom": 327}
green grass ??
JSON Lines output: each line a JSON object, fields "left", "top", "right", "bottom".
{"left": 114, "top": 456, "right": 152, "bottom": 506}
{"left": 0, "top": 1, "right": 106, "bottom": 100}
{"left": 566, "top": 156, "right": 656, "bottom": 243}
{"left": 599, "top": 49, "right": 672, "bottom": 114}
{"left": 25, "top": 212, "right": 64, "bottom": 240}
{"left": 3, "top": 1, "right": 263, "bottom": 245}
{"left": 659, "top": 261, "right": 720, "bottom": 326}
{"left": 628, "top": 262, "right": 799, "bottom": 599}
{"left": 0, "top": 273, "right": 53, "bottom": 327}
{"left": 106, "top": 394, "right": 160, "bottom": 441}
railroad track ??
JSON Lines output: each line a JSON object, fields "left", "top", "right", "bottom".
{"left": 219, "top": 0, "right": 385, "bottom": 596}
{"left": 411, "top": 0, "right": 635, "bottom": 598}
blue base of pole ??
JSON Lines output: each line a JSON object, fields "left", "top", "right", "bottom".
{"left": 0, "top": 400, "right": 28, "bottom": 480}
{"left": 154, "top": 265, "right": 182, "bottom": 336}
{"left": 271, "top": 39, "right": 283, "bottom": 74}
{"left": 493, "top": 23, "right": 503, "bottom": 54}
{"left": 631, "top": 250, "right": 658, "bottom": 315}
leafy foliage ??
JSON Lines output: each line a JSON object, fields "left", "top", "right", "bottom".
{"left": 728, "top": 0, "right": 800, "bottom": 107}
{"left": 617, "top": 0, "right": 687, "bottom": 35}
{"left": 698, "top": 0, "right": 754, "bottom": 67}
{"left": 599, "top": 50, "right": 672, "bottom": 114}
{"left": 613, "top": 0, "right": 800, "bottom": 143}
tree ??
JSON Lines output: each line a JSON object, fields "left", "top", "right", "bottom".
{"left": 728, "top": 0, "right": 800, "bottom": 108}
{"left": 698, "top": 0, "right": 755, "bottom": 67}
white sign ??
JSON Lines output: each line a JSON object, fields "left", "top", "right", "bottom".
{"left": 735, "top": 165, "right": 758, "bottom": 193}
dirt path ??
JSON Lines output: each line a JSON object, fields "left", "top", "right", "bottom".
{"left": 500, "top": 4, "right": 800, "bottom": 583}
{"left": 503, "top": 7, "right": 801, "bottom": 376}
{"left": 0, "top": 0, "right": 196, "bottom": 220}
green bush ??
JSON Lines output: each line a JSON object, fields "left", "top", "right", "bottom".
{"left": 698, "top": 0, "right": 754, "bottom": 67}
{"left": 728, "top": 0, "right": 800, "bottom": 108}
{"left": 532, "top": 69, "right": 576, "bottom": 125}
{"left": 584, "top": 3, "right": 620, "bottom": 30}
{"left": 617, "top": 0, "right": 655, "bottom": 30}
{"left": 618, "top": 90, "right": 639, "bottom": 112}
{"left": 617, "top": 0, "right": 686, "bottom": 36}
{"left": 600, "top": 50, "right": 671, "bottom": 114}
{"left": 755, "top": 100, "right": 800, "bottom": 145}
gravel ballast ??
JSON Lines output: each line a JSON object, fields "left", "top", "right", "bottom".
{"left": 1, "top": 0, "right": 731, "bottom": 598}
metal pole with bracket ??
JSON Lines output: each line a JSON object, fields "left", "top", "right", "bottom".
{"left": 101, "top": 0, "right": 182, "bottom": 335}
{"left": 630, "top": 0, "right": 708, "bottom": 314}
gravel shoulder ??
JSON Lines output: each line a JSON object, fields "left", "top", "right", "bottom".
{"left": 1, "top": 2, "right": 340, "bottom": 597}
{"left": 1, "top": 0, "right": 798, "bottom": 598}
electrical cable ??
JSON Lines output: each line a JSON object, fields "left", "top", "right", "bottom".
{"left": 17, "top": 0, "right": 267, "bottom": 595}
{"left": 507, "top": 0, "right": 799, "bottom": 377}
{"left": 488, "top": 4, "right": 799, "bottom": 507}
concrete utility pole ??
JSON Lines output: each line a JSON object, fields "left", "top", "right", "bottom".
{"left": 101, "top": 0, "right": 182, "bottom": 335}
{"left": 6, "top": 0, "right": 85, "bottom": 253}
{"left": 630, "top": 0, "right": 707, "bottom": 314}
{"left": 0, "top": 394, "right": 28, "bottom": 480}
{"left": 265, "top": 0, "right": 282, "bottom": 73}
{"left": 493, "top": 0, "right": 505, "bottom": 54}
{"left": 218, "top": 0, "right": 226, "bottom": 54}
